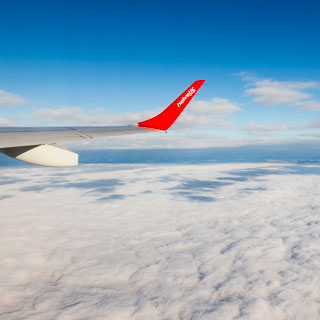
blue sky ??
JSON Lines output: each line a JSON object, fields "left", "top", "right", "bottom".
{"left": 1, "top": 0, "right": 320, "bottom": 148}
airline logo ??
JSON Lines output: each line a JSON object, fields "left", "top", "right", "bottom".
{"left": 177, "top": 87, "right": 196, "bottom": 107}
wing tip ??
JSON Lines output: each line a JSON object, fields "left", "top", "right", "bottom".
{"left": 137, "top": 80, "right": 205, "bottom": 131}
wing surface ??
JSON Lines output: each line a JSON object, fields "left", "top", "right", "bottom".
{"left": 0, "top": 125, "right": 142, "bottom": 148}
{"left": 0, "top": 80, "right": 205, "bottom": 166}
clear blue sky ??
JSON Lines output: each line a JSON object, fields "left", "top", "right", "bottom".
{"left": 0, "top": 0, "right": 320, "bottom": 147}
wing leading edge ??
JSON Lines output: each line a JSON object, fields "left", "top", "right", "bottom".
{"left": 0, "top": 80, "right": 205, "bottom": 166}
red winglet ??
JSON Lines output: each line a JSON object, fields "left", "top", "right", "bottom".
{"left": 138, "top": 80, "right": 205, "bottom": 131}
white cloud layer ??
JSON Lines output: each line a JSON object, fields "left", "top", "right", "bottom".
{"left": 292, "top": 100, "right": 320, "bottom": 111}
{"left": 0, "top": 89, "right": 26, "bottom": 107}
{"left": 246, "top": 122, "right": 290, "bottom": 136}
{"left": 245, "top": 79, "right": 318, "bottom": 106}
{"left": 65, "top": 133, "right": 248, "bottom": 150}
{"left": 32, "top": 97, "right": 241, "bottom": 129}
{"left": 172, "top": 98, "right": 241, "bottom": 130}
{"left": 245, "top": 120, "right": 320, "bottom": 137}
{"left": 0, "top": 118, "right": 17, "bottom": 126}
{"left": 29, "top": 98, "right": 242, "bottom": 148}
{"left": 33, "top": 106, "right": 85, "bottom": 123}
{"left": 1, "top": 163, "right": 320, "bottom": 319}
{"left": 240, "top": 73, "right": 320, "bottom": 111}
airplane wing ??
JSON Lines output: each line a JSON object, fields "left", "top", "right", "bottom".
{"left": 0, "top": 80, "right": 205, "bottom": 166}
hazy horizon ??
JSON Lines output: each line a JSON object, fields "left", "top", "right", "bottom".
{"left": 1, "top": 141, "right": 319, "bottom": 167}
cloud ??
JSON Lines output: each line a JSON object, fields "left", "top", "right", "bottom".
{"left": 245, "top": 121, "right": 320, "bottom": 137}
{"left": 33, "top": 106, "right": 164, "bottom": 126}
{"left": 246, "top": 122, "right": 292, "bottom": 136}
{"left": 0, "top": 89, "right": 26, "bottom": 107}
{"left": 63, "top": 131, "right": 251, "bottom": 150}
{"left": 245, "top": 119, "right": 320, "bottom": 137}
{"left": 32, "top": 97, "right": 241, "bottom": 130}
{"left": 0, "top": 118, "right": 18, "bottom": 126}
{"left": 300, "top": 132, "right": 320, "bottom": 138}
{"left": 292, "top": 100, "right": 320, "bottom": 111}
{"left": 33, "top": 106, "right": 85, "bottom": 123}
{"left": 25, "top": 103, "right": 243, "bottom": 149}
{"left": 0, "top": 163, "right": 320, "bottom": 319}
{"left": 189, "top": 98, "right": 241, "bottom": 115}
{"left": 171, "top": 98, "right": 241, "bottom": 129}
{"left": 240, "top": 73, "right": 320, "bottom": 110}
{"left": 244, "top": 79, "right": 318, "bottom": 106}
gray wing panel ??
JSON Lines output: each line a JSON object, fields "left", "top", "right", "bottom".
{"left": 0, "top": 125, "right": 144, "bottom": 148}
